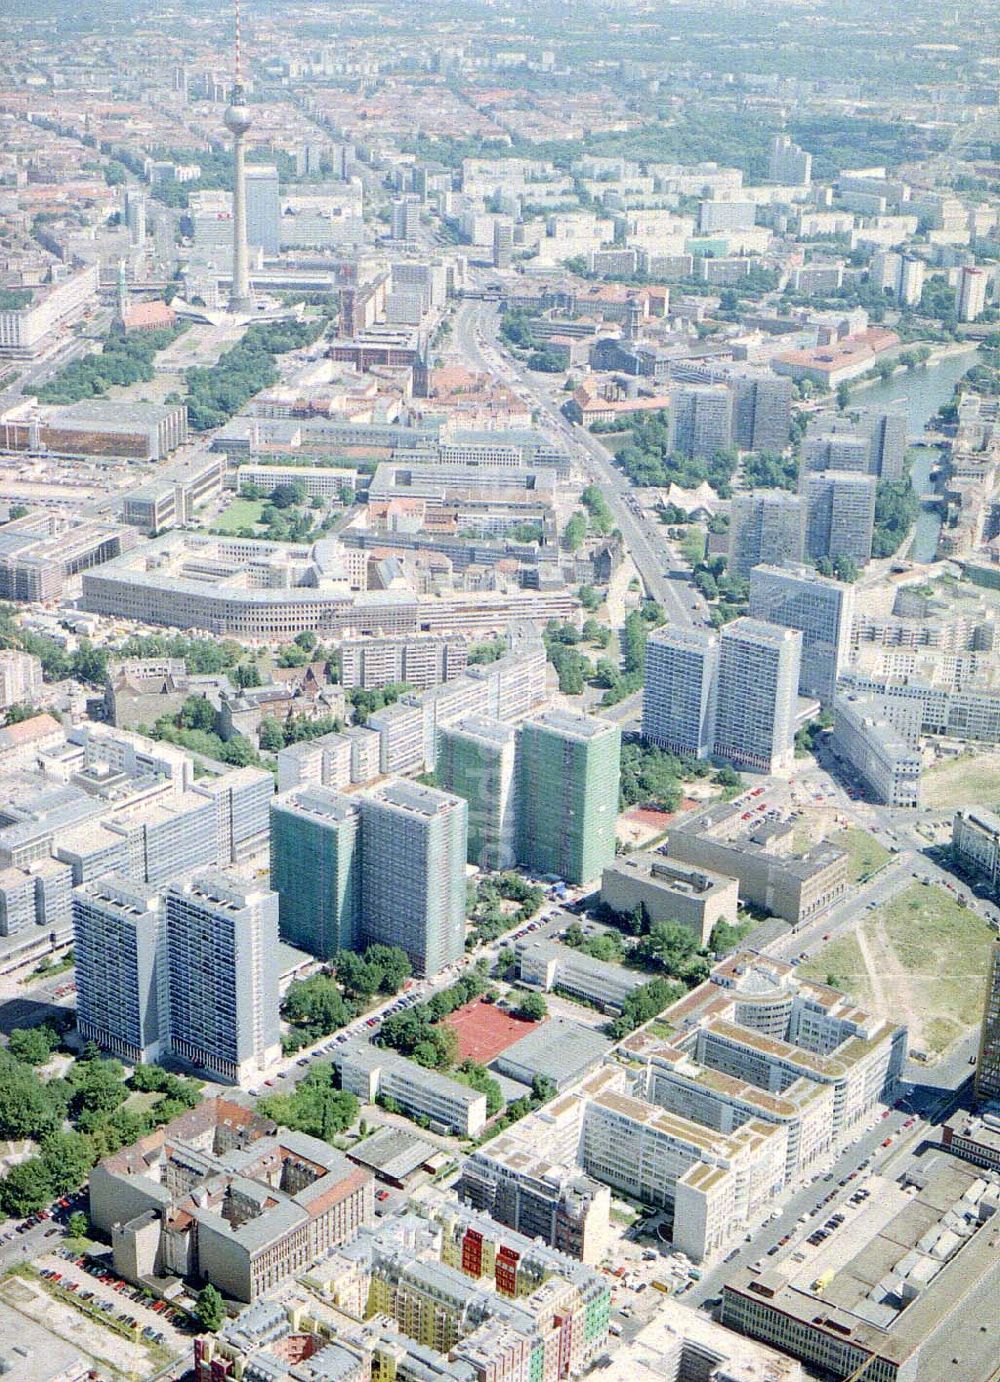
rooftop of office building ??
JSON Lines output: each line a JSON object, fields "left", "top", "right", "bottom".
{"left": 274, "top": 786, "right": 360, "bottom": 824}
{"left": 365, "top": 778, "right": 462, "bottom": 818}
{"left": 724, "top": 1150, "right": 1000, "bottom": 1379}
{"left": 646, "top": 623, "right": 719, "bottom": 649}
{"left": 721, "top": 617, "right": 802, "bottom": 649}
{"left": 444, "top": 715, "right": 517, "bottom": 748}
{"left": 523, "top": 707, "right": 617, "bottom": 741}
{"left": 492, "top": 1016, "right": 611, "bottom": 1090}
{"left": 604, "top": 852, "right": 735, "bottom": 896}
{"left": 167, "top": 870, "right": 267, "bottom": 913}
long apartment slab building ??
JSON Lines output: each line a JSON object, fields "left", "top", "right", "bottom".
{"left": 81, "top": 532, "right": 578, "bottom": 640}
{"left": 0, "top": 723, "right": 271, "bottom": 955}
{"left": 460, "top": 952, "right": 905, "bottom": 1263}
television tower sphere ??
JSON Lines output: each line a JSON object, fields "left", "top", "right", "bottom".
{"left": 224, "top": 100, "right": 253, "bottom": 137}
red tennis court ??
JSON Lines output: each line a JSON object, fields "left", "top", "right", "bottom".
{"left": 442, "top": 998, "right": 541, "bottom": 1064}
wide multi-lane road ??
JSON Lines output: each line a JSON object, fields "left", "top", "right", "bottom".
{"left": 452, "top": 297, "right": 701, "bottom": 628}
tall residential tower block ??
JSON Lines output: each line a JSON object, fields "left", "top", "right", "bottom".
{"left": 517, "top": 710, "right": 621, "bottom": 886}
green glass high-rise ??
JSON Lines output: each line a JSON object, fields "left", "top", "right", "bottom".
{"left": 270, "top": 787, "right": 361, "bottom": 959}
{"left": 438, "top": 716, "right": 517, "bottom": 871}
{"left": 360, "top": 779, "right": 468, "bottom": 977}
{"left": 516, "top": 710, "right": 621, "bottom": 886}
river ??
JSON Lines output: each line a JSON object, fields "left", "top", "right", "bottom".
{"left": 854, "top": 346, "right": 981, "bottom": 562}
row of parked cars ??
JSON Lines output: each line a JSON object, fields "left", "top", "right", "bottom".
{"left": 58, "top": 1250, "right": 192, "bottom": 1328}
{"left": 39, "top": 1266, "right": 168, "bottom": 1344}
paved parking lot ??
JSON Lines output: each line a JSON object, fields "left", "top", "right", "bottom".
{"left": 38, "top": 1252, "right": 191, "bottom": 1356}
{"left": 0, "top": 1270, "right": 166, "bottom": 1378}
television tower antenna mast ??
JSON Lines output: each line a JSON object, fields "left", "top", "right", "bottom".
{"left": 225, "top": 0, "right": 254, "bottom": 313}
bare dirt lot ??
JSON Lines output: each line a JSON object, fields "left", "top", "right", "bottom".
{"left": 800, "top": 883, "right": 994, "bottom": 1057}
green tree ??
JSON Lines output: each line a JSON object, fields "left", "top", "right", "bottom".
{"left": 514, "top": 992, "right": 548, "bottom": 1022}
{"left": 67, "top": 1054, "right": 128, "bottom": 1117}
{"left": 580, "top": 484, "right": 613, "bottom": 535}
{"left": 178, "top": 695, "right": 216, "bottom": 732}
{"left": 4, "top": 702, "right": 39, "bottom": 725}
{"left": 0, "top": 1064, "right": 60, "bottom": 1141}
{"left": 531, "top": 1075, "right": 557, "bottom": 1104}
{"left": 40, "top": 1131, "right": 96, "bottom": 1194}
{"left": 562, "top": 512, "right": 587, "bottom": 552}
{"left": 259, "top": 1066, "right": 358, "bottom": 1141}
{"left": 282, "top": 975, "right": 352, "bottom": 1034}
{"left": 67, "top": 1210, "right": 90, "bottom": 1238}
{"left": 335, "top": 952, "right": 381, "bottom": 1000}
{"left": 7, "top": 1026, "right": 59, "bottom": 1065}
{"left": 258, "top": 717, "right": 285, "bottom": 751}
{"left": 195, "top": 1283, "right": 226, "bottom": 1332}
{"left": 496, "top": 946, "right": 516, "bottom": 978}
{"left": 455, "top": 1060, "right": 504, "bottom": 1116}
{"left": 221, "top": 735, "right": 257, "bottom": 767}
{"left": 233, "top": 661, "right": 262, "bottom": 689}
{"left": 269, "top": 483, "right": 305, "bottom": 509}
{"left": 0, "top": 1158, "right": 53, "bottom": 1217}
{"left": 637, "top": 920, "right": 706, "bottom": 981}
{"left": 609, "top": 977, "right": 685, "bottom": 1039}
{"left": 362, "top": 944, "right": 412, "bottom": 994}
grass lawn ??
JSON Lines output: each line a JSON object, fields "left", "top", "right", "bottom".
{"left": 647, "top": 1020, "right": 675, "bottom": 1041}
{"left": 922, "top": 753, "right": 1000, "bottom": 810}
{"left": 836, "top": 827, "right": 891, "bottom": 883}
{"left": 800, "top": 883, "right": 993, "bottom": 1056}
{"left": 678, "top": 526, "right": 706, "bottom": 567}
{"left": 122, "top": 1090, "right": 162, "bottom": 1116}
{"left": 878, "top": 884, "right": 993, "bottom": 1049}
{"left": 799, "top": 933, "right": 872, "bottom": 1008}
{"left": 213, "top": 497, "right": 265, "bottom": 532}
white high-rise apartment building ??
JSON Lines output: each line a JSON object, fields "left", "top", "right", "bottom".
{"left": 958, "top": 266, "right": 988, "bottom": 323}
{"left": 0, "top": 649, "right": 42, "bottom": 709}
{"left": 73, "top": 875, "right": 166, "bottom": 1065}
{"left": 668, "top": 383, "right": 732, "bottom": 460}
{"left": 712, "top": 619, "right": 801, "bottom": 774}
{"left": 803, "top": 471, "right": 876, "bottom": 567}
{"left": 769, "top": 134, "right": 812, "bottom": 185}
{"left": 749, "top": 563, "right": 855, "bottom": 704}
{"left": 870, "top": 251, "right": 924, "bottom": 306}
{"left": 899, "top": 256, "right": 925, "bottom": 307}
{"left": 642, "top": 626, "right": 720, "bottom": 757}
{"left": 165, "top": 872, "right": 281, "bottom": 1085}
{"left": 729, "top": 491, "right": 803, "bottom": 579}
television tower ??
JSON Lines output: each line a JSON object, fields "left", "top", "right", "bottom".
{"left": 225, "top": 0, "right": 254, "bottom": 313}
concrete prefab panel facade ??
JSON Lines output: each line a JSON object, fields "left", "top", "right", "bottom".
{"left": 164, "top": 873, "right": 281, "bottom": 1084}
